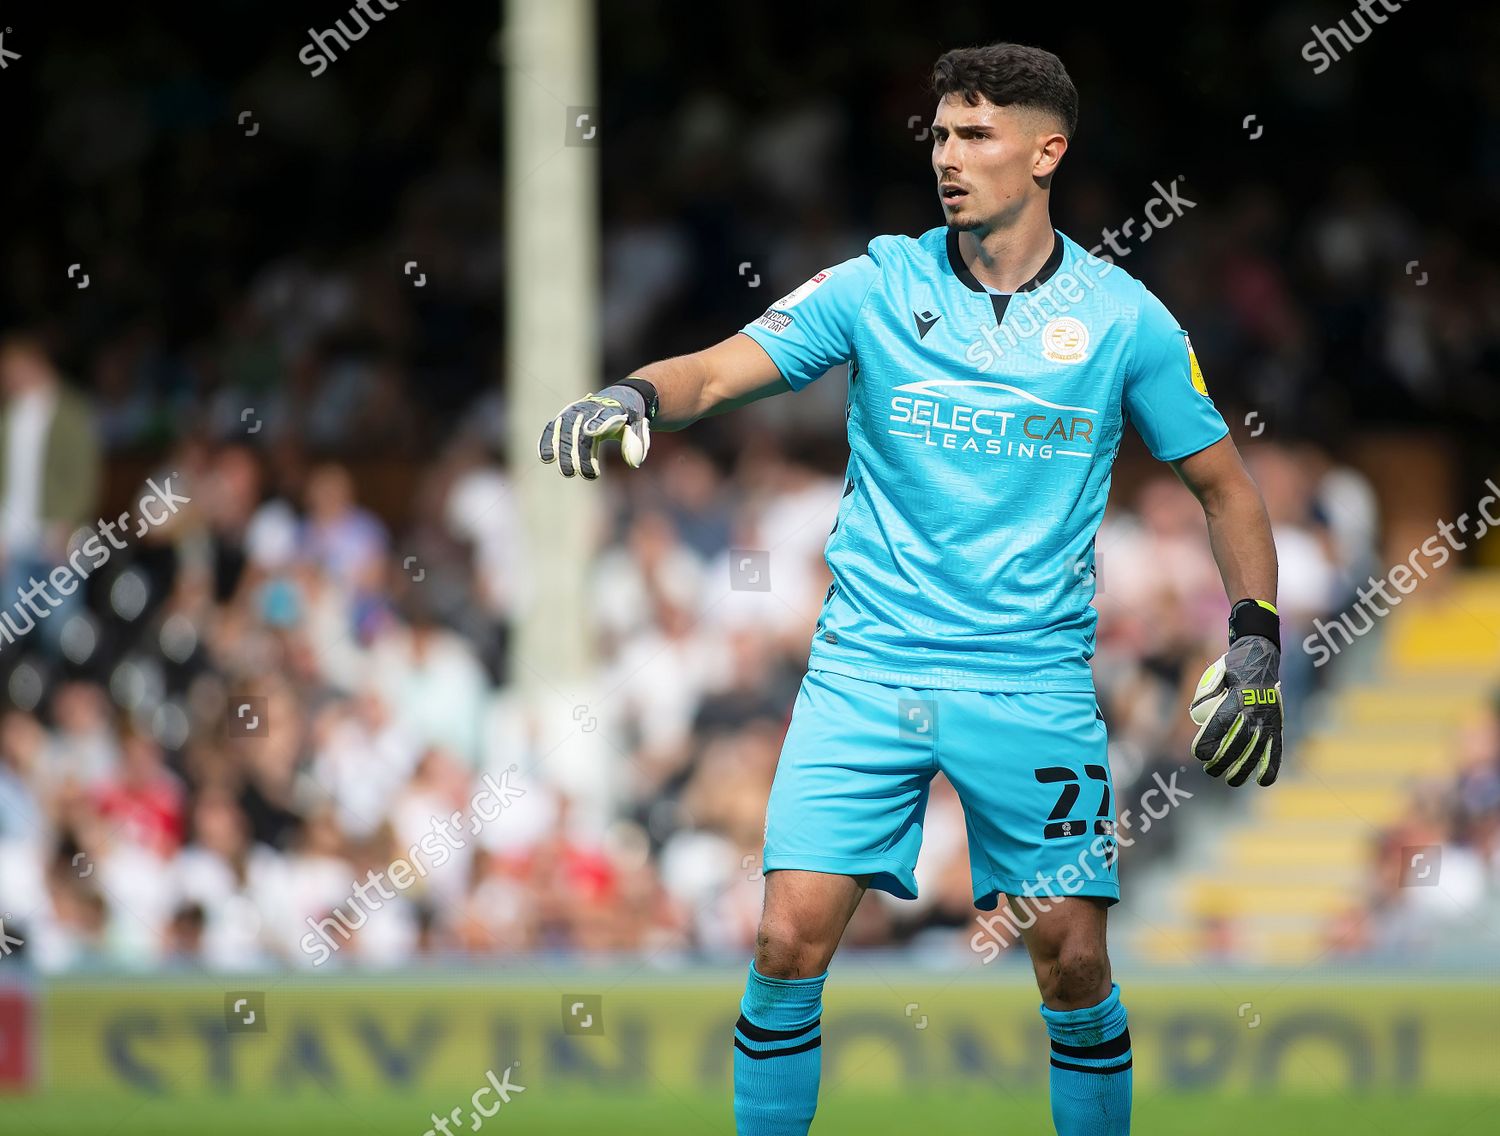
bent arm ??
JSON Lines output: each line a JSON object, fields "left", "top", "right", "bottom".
{"left": 1171, "top": 436, "right": 1278, "bottom": 605}
{"left": 630, "top": 333, "right": 790, "bottom": 431}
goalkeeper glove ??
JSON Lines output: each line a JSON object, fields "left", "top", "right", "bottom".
{"left": 1189, "top": 599, "right": 1283, "bottom": 787}
{"left": 537, "top": 378, "right": 658, "bottom": 480}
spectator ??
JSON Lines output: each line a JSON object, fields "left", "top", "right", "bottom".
{"left": 0, "top": 333, "right": 100, "bottom": 647}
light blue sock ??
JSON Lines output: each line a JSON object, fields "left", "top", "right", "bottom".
{"left": 1039, "top": 983, "right": 1133, "bottom": 1135}
{"left": 732, "top": 961, "right": 825, "bottom": 1135}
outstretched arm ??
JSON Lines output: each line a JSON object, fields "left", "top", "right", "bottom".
{"left": 540, "top": 255, "right": 874, "bottom": 478}
{"left": 632, "top": 333, "right": 789, "bottom": 431}
{"left": 537, "top": 332, "right": 787, "bottom": 479}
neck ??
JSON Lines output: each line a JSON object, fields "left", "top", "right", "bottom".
{"left": 957, "top": 205, "right": 1056, "bottom": 292}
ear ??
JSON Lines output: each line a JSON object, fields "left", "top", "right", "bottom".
{"left": 1034, "top": 131, "right": 1068, "bottom": 180}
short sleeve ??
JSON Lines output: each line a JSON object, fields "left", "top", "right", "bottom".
{"left": 1123, "top": 287, "right": 1229, "bottom": 462}
{"left": 738, "top": 256, "right": 879, "bottom": 391}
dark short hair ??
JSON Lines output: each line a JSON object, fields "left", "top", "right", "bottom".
{"left": 931, "top": 43, "right": 1078, "bottom": 139}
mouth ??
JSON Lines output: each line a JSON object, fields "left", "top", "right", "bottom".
{"left": 939, "top": 184, "right": 968, "bottom": 205}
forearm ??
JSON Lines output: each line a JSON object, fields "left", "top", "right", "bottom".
{"left": 627, "top": 352, "right": 715, "bottom": 431}
{"left": 1203, "top": 485, "right": 1278, "bottom": 606}
{"left": 541, "top": 335, "right": 786, "bottom": 478}
{"left": 625, "top": 334, "right": 789, "bottom": 432}
{"left": 1191, "top": 484, "right": 1286, "bottom": 788}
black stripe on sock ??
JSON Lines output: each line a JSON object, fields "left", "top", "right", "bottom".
{"left": 734, "top": 1035, "right": 823, "bottom": 1061}
{"left": 1050, "top": 1028, "right": 1132, "bottom": 1060}
{"left": 1050, "top": 1056, "right": 1133, "bottom": 1076}
{"left": 735, "top": 1014, "right": 820, "bottom": 1043}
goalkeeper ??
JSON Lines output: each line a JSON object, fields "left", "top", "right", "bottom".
{"left": 539, "top": 41, "right": 1281, "bottom": 1136}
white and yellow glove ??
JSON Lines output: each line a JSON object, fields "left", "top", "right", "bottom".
{"left": 537, "top": 378, "right": 658, "bottom": 480}
{"left": 1189, "top": 599, "right": 1284, "bottom": 787}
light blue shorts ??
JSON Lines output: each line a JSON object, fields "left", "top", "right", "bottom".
{"left": 764, "top": 668, "right": 1119, "bottom": 910}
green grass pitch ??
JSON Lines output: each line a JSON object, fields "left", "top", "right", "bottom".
{"left": 4, "top": 1089, "right": 1497, "bottom": 1134}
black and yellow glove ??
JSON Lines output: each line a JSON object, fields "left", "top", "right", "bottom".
{"left": 1189, "top": 599, "right": 1283, "bottom": 787}
{"left": 537, "top": 378, "right": 658, "bottom": 480}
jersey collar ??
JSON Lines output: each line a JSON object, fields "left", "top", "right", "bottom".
{"left": 946, "top": 227, "right": 1064, "bottom": 295}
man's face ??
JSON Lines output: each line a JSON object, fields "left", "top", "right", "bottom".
{"left": 930, "top": 94, "right": 1062, "bottom": 233}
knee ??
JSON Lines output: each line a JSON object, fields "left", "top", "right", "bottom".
{"left": 1037, "top": 943, "right": 1111, "bottom": 1009}
{"left": 754, "top": 918, "right": 833, "bottom": 980}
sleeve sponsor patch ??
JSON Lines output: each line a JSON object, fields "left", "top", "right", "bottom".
{"left": 754, "top": 309, "right": 794, "bottom": 334}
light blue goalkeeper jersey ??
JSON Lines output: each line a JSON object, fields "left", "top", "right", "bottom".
{"left": 739, "top": 226, "right": 1228, "bottom": 692}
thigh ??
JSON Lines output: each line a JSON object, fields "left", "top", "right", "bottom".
{"left": 764, "top": 669, "right": 936, "bottom": 903}
{"left": 939, "top": 688, "right": 1119, "bottom": 911}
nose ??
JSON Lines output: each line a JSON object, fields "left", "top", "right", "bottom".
{"left": 933, "top": 135, "right": 957, "bottom": 175}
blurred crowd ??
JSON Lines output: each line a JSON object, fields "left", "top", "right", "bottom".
{"left": 1328, "top": 693, "right": 1500, "bottom": 961}
{"left": 0, "top": 324, "right": 1376, "bottom": 968}
{"left": 0, "top": 5, "right": 1493, "bottom": 970}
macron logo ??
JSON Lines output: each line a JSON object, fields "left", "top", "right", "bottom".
{"left": 0, "top": 30, "right": 20, "bottom": 69}
{"left": 913, "top": 309, "right": 942, "bottom": 340}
